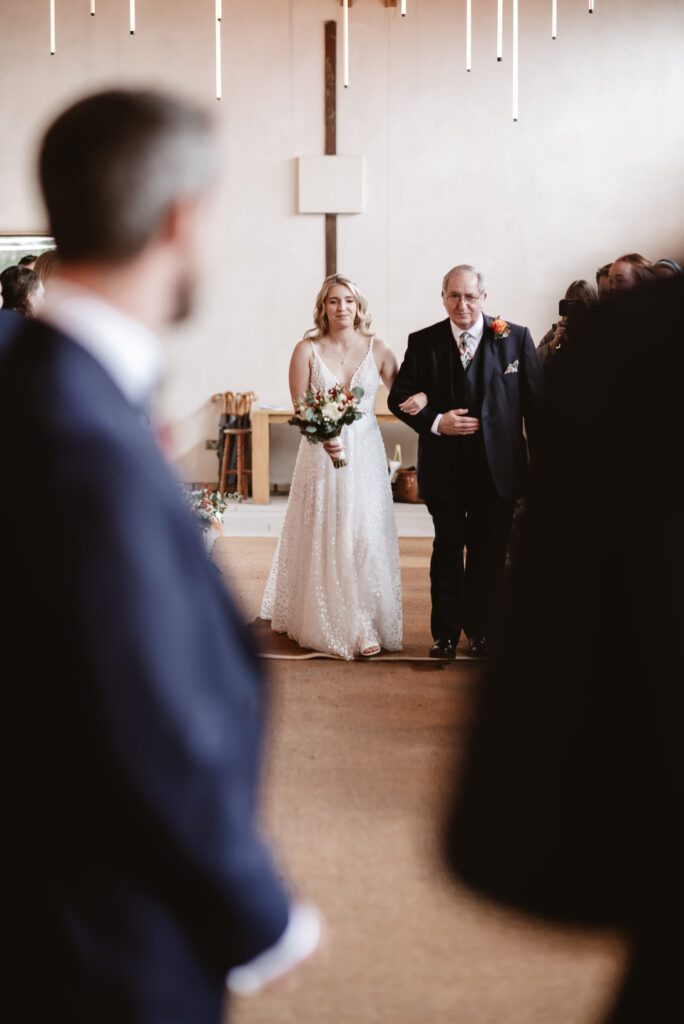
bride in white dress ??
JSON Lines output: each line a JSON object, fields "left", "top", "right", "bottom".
{"left": 260, "top": 274, "right": 426, "bottom": 660}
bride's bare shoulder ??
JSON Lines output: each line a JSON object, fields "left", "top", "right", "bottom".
{"left": 291, "top": 338, "right": 314, "bottom": 360}
{"left": 371, "top": 336, "right": 392, "bottom": 362}
{"left": 289, "top": 339, "right": 315, "bottom": 398}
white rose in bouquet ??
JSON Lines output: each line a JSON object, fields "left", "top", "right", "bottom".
{"left": 322, "top": 400, "right": 345, "bottom": 422}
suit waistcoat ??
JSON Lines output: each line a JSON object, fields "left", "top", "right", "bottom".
{"left": 456, "top": 337, "right": 486, "bottom": 417}
{"left": 452, "top": 338, "right": 489, "bottom": 475}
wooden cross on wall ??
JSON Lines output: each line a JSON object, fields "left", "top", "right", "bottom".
{"left": 321, "top": 1, "right": 401, "bottom": 272}
{"left": 322, "top": 2, "right": 398, "bottom": 273}
{"left": 297, "top": 18, "right": 363, "bottom": 279}
{"left": 324, "top": 20, "right": 337, "bottom": 276}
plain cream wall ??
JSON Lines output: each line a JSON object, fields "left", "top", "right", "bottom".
{"left": 1, "top": 0, "right": 683, "bottom": 482}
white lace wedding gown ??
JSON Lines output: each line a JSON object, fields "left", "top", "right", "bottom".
{"left": 260, "top": 337, "right": 403, "bottom": 659}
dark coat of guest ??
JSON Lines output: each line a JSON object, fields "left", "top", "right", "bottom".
{"left": 388, "top": 315, "right": 543, "bottom": 503}
{"left": 0, "top": 305, "right": 24, "bottom": 346}
{"left": 445, "top": 276, "right": 684, "bottom": 1021}
{"left": 1, "top": 319, "right": 290, "bottom": 1024}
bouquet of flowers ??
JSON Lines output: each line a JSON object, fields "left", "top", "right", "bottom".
{"left": 182, "top": 488, "right": 241, "bottom": 532}
{"left": 289, "top": 384, "right": 364, "bottom": 468}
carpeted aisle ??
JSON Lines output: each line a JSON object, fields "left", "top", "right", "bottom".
{"left": 213, "top": 536, "right": 471, "bottom": 660}
{"left": 215, "top": 537, "right": 626, "bottom": 1024}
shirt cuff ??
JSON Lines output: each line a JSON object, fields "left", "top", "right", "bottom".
{"left": 226, "top": 902, "right": 321, "bottom": 996}
{"left": 431, "top": 413, "right": 442, "bottom": 435}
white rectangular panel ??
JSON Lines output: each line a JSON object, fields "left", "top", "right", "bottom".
{"left": 297, "top": 155, "right": 364, "bottom": 215}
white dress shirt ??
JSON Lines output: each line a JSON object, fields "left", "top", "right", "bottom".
{"left": 226, "top": 901, "right": 322, "bottom": 995}
{"left": 41, "top": 280, "right": 164, "bottom": 408}
{"left": 431, "top": 313, "right": 485, "bottom": 435}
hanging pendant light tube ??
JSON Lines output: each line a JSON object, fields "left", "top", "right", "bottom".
{"left": 90, "top": 1, "right": 95, "bottom": 14}
{"left": 217, "top": 0, "right": 222, "bottom": 20}
{"left": 466, "top": 0, "right": 472, "bottom": 72}
{"left": 130, "top": 0, "right": 135, "bottom": 34}
{"left": 497, "top": 0, "right": 503, "bottom": 60}
{"left": 343, "top": 0, "right": 349, "bottom": 88}
{"left": 215, "top": 2, "right": 222, "bottom": 99}
{"left": 401, "top": 0, "right": 407, "bottom": 15}
{"left": 588, "top": 1, "right": 595, "bottom": 12}
{"left": 552, "top": 0, "right": 557, "bottom": 39}
{"left": 512, "top": 0, "right": 519, "bottom": 121}
{"left": 50, "top": 0, "right": 56, "bottom": 54}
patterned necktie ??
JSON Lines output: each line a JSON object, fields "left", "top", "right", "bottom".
{"left": 459, "top": 331, "right": 472, "bottom": 370}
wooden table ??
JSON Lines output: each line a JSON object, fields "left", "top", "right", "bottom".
{"left": 251, "top": 406, "right": 399, "bottom": 504}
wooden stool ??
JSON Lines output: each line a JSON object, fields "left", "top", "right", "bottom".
{"left": 211, "top": 390, "right": 256, "bottom": 498}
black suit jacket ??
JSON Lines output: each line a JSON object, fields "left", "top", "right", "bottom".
{"left": 2, "top": 321, "right": 290, "bottom": 1023}
{"left": 388, "top": 315, "right": 543, "bottom": 502}
{"left": 445, "top": 277, "right": 684, "bottom": 932}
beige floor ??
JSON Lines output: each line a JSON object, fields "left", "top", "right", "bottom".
{"left": 221, "top": 540, "right": 627, "bottom": 1024}
{"left": 215, "top": 537, "right": 473, "bottom": 660}
{"left": 220, "top": 494, "right": 435, "bottom": 539}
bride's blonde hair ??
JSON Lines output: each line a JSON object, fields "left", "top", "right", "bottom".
{"left": 304, "top": 274, "right": 373, "bottom": 340}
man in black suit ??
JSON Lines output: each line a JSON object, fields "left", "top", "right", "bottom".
{"left": 388, "top": 264, "right": 543, "bottom": 659}
{"left": 445, "top": 273, "right": 684, "bottom": 1022}
{"left": 2, "top": 90, "right": 319, "bottom": 1024}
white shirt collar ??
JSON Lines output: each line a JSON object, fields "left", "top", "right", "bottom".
{"left": 449, "top": 312, "right": 485, "bottom": 353}
{"left": 40, "top": 280, "right": 164, "bottom": 407}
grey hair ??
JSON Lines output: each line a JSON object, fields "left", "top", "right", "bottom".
{"left": 40, "top": 89, "right": 216, "bottom": 263}
{"left": 442, "top": 264, "right": 487, "bottom": 296}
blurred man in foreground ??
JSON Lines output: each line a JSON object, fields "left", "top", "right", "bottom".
{"left": 1, "top": 89, "right": 319, "bottom": 1024}
{"left": 446, "top": 270, "right": 684, "bottom": 1021}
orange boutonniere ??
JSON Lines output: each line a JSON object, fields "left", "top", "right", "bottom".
{"left": 491, "top": 317, "right": 511, "bottom": 339}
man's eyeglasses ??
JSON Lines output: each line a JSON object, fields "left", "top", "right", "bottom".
{"left": 445, "top": 293, "right": 483, "bottom": 305}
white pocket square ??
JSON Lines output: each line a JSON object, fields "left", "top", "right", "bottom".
{"left": 504, "top": 360, "right": 519, "bottom": 375}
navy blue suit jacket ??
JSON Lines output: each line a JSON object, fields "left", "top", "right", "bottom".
{"left": 0, "top": 306, "right": 24, "bottom": 348}
{"left": 2, "top": 320, "right": 290, "bottom": 1023}
{"left": 388, "top": 315, "right": 544, "bottom": 502}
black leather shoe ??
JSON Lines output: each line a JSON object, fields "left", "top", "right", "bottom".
{"left": 467, "top": 636, "right": 489, "bottom": 658}
{"left": 429, "top": 638, "right": 456, "bottom": 659}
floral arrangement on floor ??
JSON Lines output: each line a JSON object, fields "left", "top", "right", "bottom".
{"left": 183, "top": 488, "right": 242, "bottom": 531}
{"left": 289, "top": 384, "right": 364, "bottom": 468}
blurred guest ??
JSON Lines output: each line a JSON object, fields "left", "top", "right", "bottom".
{"left": 653, "top": 257, "right": 682, "bottom": 279}
{"left": 537, "top": 279, "right": 598, "bottom": 372}
{"left": 596, "top": 262, "right": 612, "bottom": 299}
{"left": 609, "top": 252, "right": 655, "bottom": 290}
{"left": 33, "top": 247, "right": 58, "bottom": 288}
{"left": 18, "top": 254, "right": 38, "bottom": 269}
{"left": 0, "top": 264, "right": 45, "bottom": 316}
{"left": 446, "top": 274, "right": 684, "bottom": 1022}
{"left": 1, "top": 89, "right": 319, "bottom": 1024}
{"left": 0, "top": 277, "right": 25, "bottom": 345}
